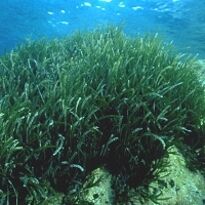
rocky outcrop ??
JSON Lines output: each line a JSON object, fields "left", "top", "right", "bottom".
{"left": 76, "top": 168, "right": 114, "bottom": 205}
{"left": 77, "top": 146, "right": 205, "bottom": 205}
{"left": 129, "top": 146, "right": 205, "bottom": 205}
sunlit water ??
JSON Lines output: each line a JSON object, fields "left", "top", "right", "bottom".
{"left": 1, "top": 0, "right": 205, "bottom": 57}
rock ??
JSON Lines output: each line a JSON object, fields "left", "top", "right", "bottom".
{"left": 73, "top": 146, "right": 205, "bottom": 205}
{"left": 77, "top": 167, "right": 114, "bottom": 205}
{"left": 40, "top": 193, "right": 63, "bottom": 205}
{"left": 129, "top": 145, "right": 205, "bottom": 205}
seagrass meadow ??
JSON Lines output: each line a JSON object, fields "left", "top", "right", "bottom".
{"left": 0, "top": 27, "right": 205, "bottom": 204}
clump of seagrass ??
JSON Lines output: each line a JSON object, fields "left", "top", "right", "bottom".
{"left": 0, "top": 27, "right": 205, "bottom": 204}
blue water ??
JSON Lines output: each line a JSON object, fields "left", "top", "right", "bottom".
{"left": 1, "top": 0, "right": 205, "bottom": 57}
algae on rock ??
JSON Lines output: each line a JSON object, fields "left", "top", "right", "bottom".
{"left": 128, "top": 145, "right": 205, "bottom": 205}
{"left": 74, "top": 146, "right": 205, "bottom": 205}
{"left": 76, "top": 168, "right": 114, "bottom": 205}
{"left": 40, "top": 193, "right": 64, "bottom": 205}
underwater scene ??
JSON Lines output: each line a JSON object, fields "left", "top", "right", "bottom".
{"left": 2, "top": 0, "right": 205, "bottom": 57}
{"left": 1, "top": 0, "right": 205, "bottom": 204}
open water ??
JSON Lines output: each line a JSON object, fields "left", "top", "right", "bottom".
{"left": 1, "top": 0, "right": 205, "bottom": 57}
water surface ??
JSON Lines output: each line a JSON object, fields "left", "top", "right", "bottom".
{"left": 1, "top": 0, "right": 205, "bottom": 57}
